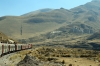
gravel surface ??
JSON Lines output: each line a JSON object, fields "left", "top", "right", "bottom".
{"left": 0, "top": 52, "right": 26, "bottom": 66}
{"left": 0, "top": 53, "right": 14, "bottom": 66}
{"left": 0, "top": 49, "right": 33, "bottom": 66}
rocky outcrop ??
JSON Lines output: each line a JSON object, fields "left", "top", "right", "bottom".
{"left": 87, "top": 32, "right": 100, "bottom": 40}
{"left": 58, "top": 23, "right": 95, "bottom": 34}
{"left": 17, "top": 54, "right": 65, "bottom": 66}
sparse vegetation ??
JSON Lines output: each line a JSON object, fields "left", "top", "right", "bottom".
{"left": 1, "top": 0, "right": 100, "bottom": 39}
{"left": 1, "top": 0, "right": 100, "bottom": 66}
{"left": 15, "top": 47, "right": 100, "bottom": 66}
{"left": 87, "top": 32, "right": 100, "bottom": 40}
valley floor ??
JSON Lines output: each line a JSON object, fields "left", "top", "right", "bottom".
{"left": 0, "top": 47, "right": 100, "bottom": 66}
{"left": 58, "top": 57, "right": 100, "bottom": 66}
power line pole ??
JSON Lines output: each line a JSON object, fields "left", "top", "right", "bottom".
{"left": 20, "top": 24, "right": 22, "bottom": 35}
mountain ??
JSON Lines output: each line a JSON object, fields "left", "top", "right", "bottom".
{"left": 24, "top": 9, "right": 72, "bottom": 23}
{"left": 22, "top": 8, "right": 53, "bottom": 16}
{"left": 0, "top": 8, "right": 72, "bottom": 39}
{"left": 0, "top": 0, "right": 100, "bottom": 39}
{"left": 70, "top": 0, "right": 100, "bottom": 29}
{"left": 24, "top": 23, "right": 95, "bottom": 43}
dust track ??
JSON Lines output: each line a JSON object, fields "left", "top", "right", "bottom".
{"left": 0, "top": 53, "right": 15, "bottom": 66}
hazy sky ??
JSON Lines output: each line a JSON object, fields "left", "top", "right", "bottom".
{"left": 0, "top": 0, "right": 92, "bottom": 17}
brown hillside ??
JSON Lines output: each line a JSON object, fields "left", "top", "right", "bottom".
{"left": 0, "top": 0, "right": 100, "bottom": 39}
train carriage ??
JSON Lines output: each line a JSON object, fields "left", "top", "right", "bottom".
{"left": 3, "top": 44, "right": 9, "bottom": 53}
{"left": 0, "top": 43, "right": 32, "bottom": 57}
{"left": 0, "top": 44, "right": 2, "bottom": 56}
{"left": 9, "top": 44, "right": 15, "bottom": 52}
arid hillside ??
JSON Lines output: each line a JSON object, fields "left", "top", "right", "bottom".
{"left": 0, "top": 31, "right": 17, "bottom": 43}
{"left": 0, "top": 0, "right": 100, "bottom": 39}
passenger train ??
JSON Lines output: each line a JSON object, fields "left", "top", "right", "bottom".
{"left": 0, "top": 43, "right": 32, "bottom": 57}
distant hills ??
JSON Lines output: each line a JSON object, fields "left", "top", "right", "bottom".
{"left": 22, "top": 8, "right": 53, "bottom": 16}
{"left": 70, "top": 0, "right": 100, "bottom": 29}
{"left": 0, "top": 0, "right": 100, "bottom": 39}
{"left": 24, "top": 9, "right": 72, "bottom": 23}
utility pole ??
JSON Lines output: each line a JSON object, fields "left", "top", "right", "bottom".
{"left": 20, "top": 24, "right": 23, "bottom": 43}
{"left": 20, "top": 24, "right": 22, "bottom": 35}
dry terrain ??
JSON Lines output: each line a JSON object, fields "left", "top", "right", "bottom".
{"left": 0, "top": 46, "right": 100, "bottom": 66}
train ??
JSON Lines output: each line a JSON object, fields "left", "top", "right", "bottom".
{"left": 0, "top": 43, "right": 32, "bottom": 57}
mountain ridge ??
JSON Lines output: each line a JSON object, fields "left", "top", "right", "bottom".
{"left": 0, "top": 0, "right": 100, "bottom": 39}
{"left": 21, "top": 8, "right": 53, "bottom": 16}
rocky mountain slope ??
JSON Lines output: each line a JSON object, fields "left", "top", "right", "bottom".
{"left": 0, "top": 0, "right": 100, "bottom": 39}
{"left": 87, "top": 32, "right": 100, "bottom": 40}
{"left": 0, "top": 32, "right": 16, "bottom": 43}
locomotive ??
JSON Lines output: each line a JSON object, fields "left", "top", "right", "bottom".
{"left": 0, "top": 43, "right": 32, "bottom": 57}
